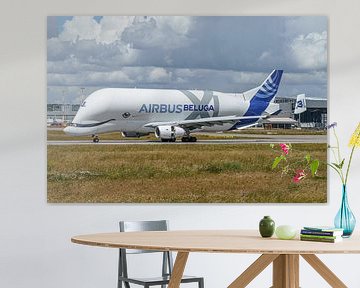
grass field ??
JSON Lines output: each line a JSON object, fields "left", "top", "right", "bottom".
{"left": 47, "top": 143, "right": 327, "bottom": 203}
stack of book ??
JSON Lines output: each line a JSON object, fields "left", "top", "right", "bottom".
{"left": 300, "top": 226, "right": 344, "bottom": 243}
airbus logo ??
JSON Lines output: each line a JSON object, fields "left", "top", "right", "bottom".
{"left": 139, "top": 104, "right": 215, "bottom": 113}
{"left": 138, "top": 89, "right": 219, "bottom": 117}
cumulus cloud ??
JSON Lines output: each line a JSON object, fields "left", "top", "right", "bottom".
{"left": 121, "top": 16, "right": 193, "bottom": 50}
{"left": 97, "top": 16, "right": 135, "bottom": 44}
{"left": 58, "top": 16, "right": 135, "bottom": 44}
{"left": 47, "top": 16, "right": 328, "bottom": 103}
{"left": 285, "top": 17, "right": 327, "bottom": 38}
{"left": 290, "top": 31, "right": 327, "bottom": 70}
{"left": 59, "top": 17, "right": 101, "bottom": 42}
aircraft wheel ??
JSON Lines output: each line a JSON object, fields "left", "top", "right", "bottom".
{"left": 93, "top": 136, "right": 99, "bottom": 143}
{"left": 181, "top": 137, "right": 189, "bottom": 142}
{"left": 171, "top": 138, "right": 176, "bottom": 142}
{"left": 161, "top": 138, "right": 168, "bottom": 142}
{"left": 190, "top": 136, "right": 197, "bottom": 142}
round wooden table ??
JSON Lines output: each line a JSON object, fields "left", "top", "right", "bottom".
{"left": 72, "top": 230, "right": 360, "bottom": 288}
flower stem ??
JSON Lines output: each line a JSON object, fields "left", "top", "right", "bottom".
{"left": 345, "top": 145, "right": 356, "bottom": 185}
{"left": 332, "top": 128, "right": 345, "bottom": 184}
{"left": 334, "top": 128, "right": 342, "bottom": 164}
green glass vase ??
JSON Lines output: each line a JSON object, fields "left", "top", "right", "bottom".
{"left": 259, "top": 216, "right": 275, "bottom": 238}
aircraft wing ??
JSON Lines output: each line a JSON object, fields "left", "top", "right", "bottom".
{"left": 143, "top": 115, "right": 267, "bottom": 130}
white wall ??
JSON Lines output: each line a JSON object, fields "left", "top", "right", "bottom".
{"left": 1, "top": 0, "right": 360, "bottom": 287}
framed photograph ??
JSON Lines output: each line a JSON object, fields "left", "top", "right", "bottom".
{"left": 47, "top": 16, "right": 327, "bottom": 203}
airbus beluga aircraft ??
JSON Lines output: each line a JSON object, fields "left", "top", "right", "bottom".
{"left": 64, "top": 70, "right": 283, "bottom": 142}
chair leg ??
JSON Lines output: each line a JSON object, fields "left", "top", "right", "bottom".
{"left": 199, "top": 278, "right": 204, "bottom": 288}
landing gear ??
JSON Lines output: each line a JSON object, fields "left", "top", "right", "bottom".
{"left": 92, "top": 135, "right": 99, "bottom": 143}
{"left": 181, "top": 136, "right": 197, "bottom": 142}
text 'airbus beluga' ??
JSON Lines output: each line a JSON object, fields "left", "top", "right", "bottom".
{"left": 64, "top": 70, "right": 283, "bottom": 142}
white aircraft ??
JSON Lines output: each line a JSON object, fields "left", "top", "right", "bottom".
{"left": 64, "top": 70, "right": 283, "bottom": 142}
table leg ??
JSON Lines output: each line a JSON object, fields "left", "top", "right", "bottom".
{"left": 228, "top": 254, "right": 279, "bottom": 288}
{"left": 168, "top": 252, "right": 189, "bottom": 288}
{"left": 272, "top": 254, "right": 299, "bottom": 288}
{"left": 288, "top": 255, "right": 299, "bottom": 288}
{"left": 229, "top": 253, "right": 347, "bottom": 288}
{"left": 301, "top": 254, "right": 347, "bottom": 288}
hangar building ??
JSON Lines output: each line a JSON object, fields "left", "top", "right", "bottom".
{"left": 264, "top": 96, "right": 328, "bottom": 129}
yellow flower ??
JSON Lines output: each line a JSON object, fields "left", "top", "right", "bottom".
{"left": 349, "top": 123, "right": 360, "bottom": 147}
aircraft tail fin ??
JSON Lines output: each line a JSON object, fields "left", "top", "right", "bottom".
{"left": 230, "top": 70, "right": 283, "bottom": 130}
{"left": 255, "top": 70, "right": 283, "bottom": 102}
{"left": 243, "top": 70, "right": 283, "bottom": 116}
{"left": 294, "top": 94, "right": 306, "bottom": 114}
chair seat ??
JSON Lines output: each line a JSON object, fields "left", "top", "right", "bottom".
{"left": 119, "top": 274, "right": 203, "bottom": 286}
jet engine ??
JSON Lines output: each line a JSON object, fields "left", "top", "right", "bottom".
{"left": 155, "top": 125, "right": 186, "bottom": 141}
{"left": 121, "top": 131, "right": 150, "bottom": 138}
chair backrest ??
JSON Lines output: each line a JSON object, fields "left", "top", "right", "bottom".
{"left": 120, "top": 220, "right": 168, "bottom": 232}
{"left": 119, "top": 220, "right": 169, "bottom": 254}
{"left": 118, "top": 220, "right": 174, "bottom": 282}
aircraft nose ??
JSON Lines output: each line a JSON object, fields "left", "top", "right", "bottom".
{"left": 63, "top": 126, "right": 74, "bottom": 135}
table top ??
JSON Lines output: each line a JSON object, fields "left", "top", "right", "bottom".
{"left": 71, "top": 230, "right": 360, "bottom": 254}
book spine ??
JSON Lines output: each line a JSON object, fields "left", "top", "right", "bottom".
{"left": 300, "top": 237, "right": 337, "bottom": 243}
{"left": 300, "top": 234, "right": 337, "bottom": 240}
{"left": 301, "top": 230, "right": 336, "bottom": 236}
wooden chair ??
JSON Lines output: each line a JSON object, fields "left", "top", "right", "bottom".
{"left": 118, "top": 220, "right": 204, "bottom": 288}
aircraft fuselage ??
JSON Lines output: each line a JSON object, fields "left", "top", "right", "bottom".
{"left": 65, "top": 88, "right": 250, "bottom": 136}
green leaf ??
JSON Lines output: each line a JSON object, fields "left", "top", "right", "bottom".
{"left": 327, "top": 163, "right": 344, "bottom": 182}
{"left": 269, "top": 144, "right": 275, "bottom": 149}
{"left": 272, "top": 155, "right": 284, "bottom": 169}
{"left": 310, "top": 160, "right": 320, "bottom": 177}
{"left": 305, "top": 154, "right": 311, "bottom": 164}
{"left": 339, "top": 158, "right": 345, "bottom": 169}
{"left": 332, "top": 162, "right": 342, "bottom": 169}
{"left": 328, "top": 163, "right": 340, "bottom": 172}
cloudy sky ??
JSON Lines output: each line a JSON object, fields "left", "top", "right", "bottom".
{"left": 47, "top": 16, "right": 327, "bottom": 104}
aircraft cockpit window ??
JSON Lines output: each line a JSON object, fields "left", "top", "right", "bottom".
{"left": 122, "top": 112, "right": 131, "bottom": 118}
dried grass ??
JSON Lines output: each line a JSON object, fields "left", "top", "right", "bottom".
{"left": 47, "top": 144, "right": 327, "bottom": 203}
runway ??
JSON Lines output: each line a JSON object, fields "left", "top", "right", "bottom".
{"left": 48, "top": 134, "right": 326, "bottom": 145}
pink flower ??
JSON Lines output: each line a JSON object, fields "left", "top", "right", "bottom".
{"left": 279, "top": 143, "right": 289, "bottom": 155}
{"left": 293, "top": 170, "right": 306, "bottom": 183}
